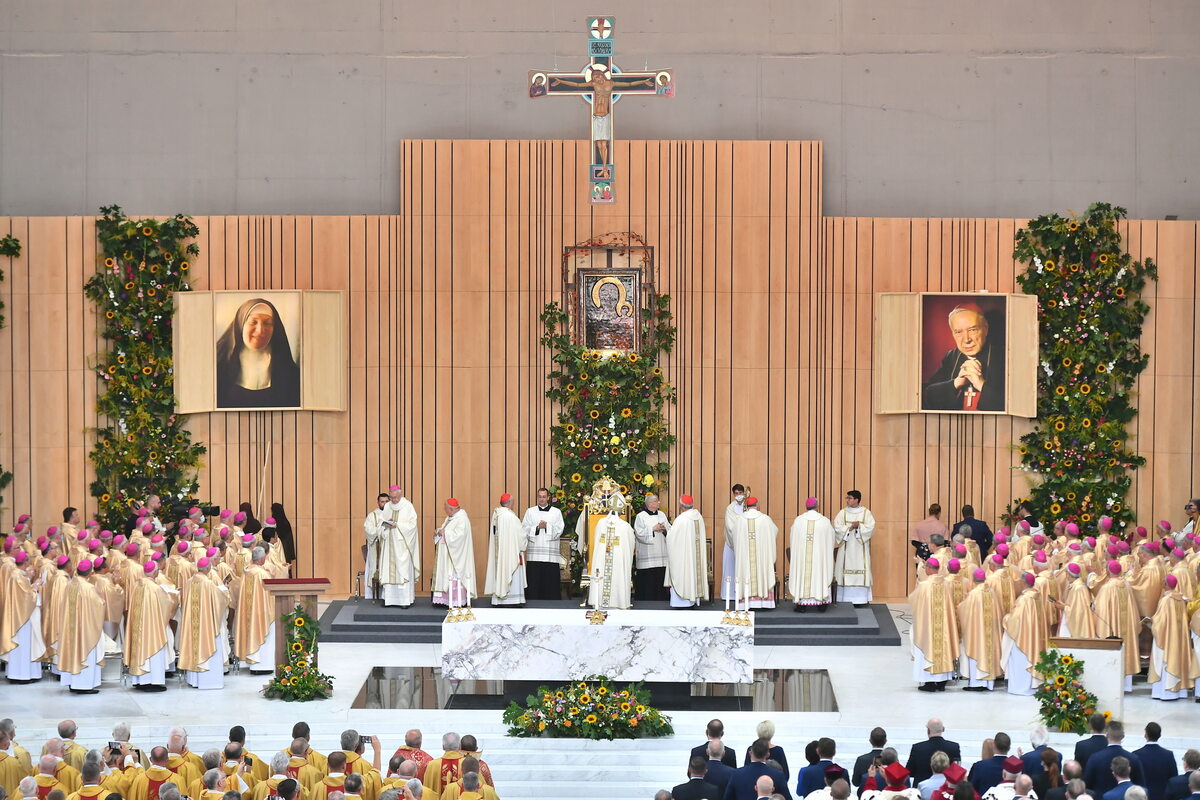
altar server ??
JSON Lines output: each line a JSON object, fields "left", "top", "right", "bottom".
{"left": 834, "top": 490, "right": 876, "bottom": 606}
{"left": 664, "top": 494, "right": 709, "bottom": 608}
{"left": 788, "top": 497, "right": 836, "bottom": 611}
{"left": 633, "top": 494, "right": 671, "bottom": 602}
{"left": 521, "top": 488, "right": 568, "bottom": 600}
{"left": 433, "top": 499, "right": 476, "bottom": 606}
{"left": 377, "top": 486, "right": 421, "bottom": 608}
{"left": 362, "top": 493, "right": 389, "bottom": 600}
{"left": 484, "top": 493, "right": 527, "bottom": 606}
{"left": 728, "top": 497, "right": 778, "bottom": 609}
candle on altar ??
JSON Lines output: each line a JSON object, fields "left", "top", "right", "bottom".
{"left": 593, "top": 569, "right": 601, "bottom": 611}
{"left": 724, "top": 576, "right": 731, "bottom": 612}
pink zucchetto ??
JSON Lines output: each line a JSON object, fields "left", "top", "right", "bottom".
{"left": 76, "top": 530, "right": 88, "bottom": 541}
{"left": 150, "top": 534, "right": 164, "bottom": 545}
{"left": 1068, "top": 541, "right": 1082, "bottom": 551}
{"left": 1166, "top": 573, "right": 1179, "bottom": 590}
{"left": 1106, "top": 544, "right": 1119, "bottom": 557}
{"left": 37, "top": 540, "right": 50, "bottom": 553}
{"left": 92, "top": 556, "right": 106, "bottom": 570}
{"left": 125, "top": 543, "right": 140, "bottom": 556}
{"left": 1086, "top": 536, "right": 1097, "bottom": 548}
{"left": 242, "top": 534, "right": 256, "bottom": 544}
{"left": 947, "top": 558, "right": 961, "bottom": 573}
{"left": 1067, "top": 562, "right": 1082, "bottom": 576}
{"left": 972, "top": 568, "right": 987, "bottom": 582}
{"left": 176, "top": 541, "right": 189, "bottom": 554}
{"left": 113, "top": 534, "right": 126, "bottom": 547}
{"left": 86, "top": 519, "right": 99, "bottom": 528}
{"left": 389, "top": 485, "right": 401, "bottom": 492}
{"left": 13, "top": 552, "right": 28, "bottom": 564}
{"left": 233, "top": 512, "right": 246, "bottom": 523}
{"left": 17, "top": 514, "right": 29, "bottom": 523}
{"left": 1116, "top": 541, "right": 1130, "bottom": 553}
{"left": 264, "top": 518, "right": 277, "bottom": 527}
{"left": 1022, "top": 572, "right": 1036, "bottom": 587}
{"left": 1160, "top": 520, "right": 1172, "bottom": 532}
{"left": 197, "top": 557, "right": 210, "bottom": 569}
{"left": 1032, "top": 533, "right": 1046, "bottom": 546}
{"left": 220, "top": 509, "right": 232, "bottom": 519}
{"left": 99, "top": 529, "right": 113, "bottom": 540}
{"left": 1065, "top": 522, "right": 1080, "bottom": 537}
{"left": 805, "top": 497, "right": 818, "bottom": 509}
{"left": 1, "top": 536, "right": 11, "bottom": 552}
{"left": 218, "top": 526, "right": 231, "bottom": 540}
{"left": 206, "top": 547, "right": 219, "bottom": 558}
{"left": 1107, "top": 560, "right": 1122, "bottom": 575}
{"left": 143, "top": 561, "right": 157, "bottom": 574}
{"left": 150, "top": 551, "right": 164, "bottom": 562}
{"left": 47, "top": 526, "right": 58, "bottom": 536}
{"left": 1033, "top": 550, "right": 1048, "bottom": 563}
{"left": 927, "top": 557, "right": 940, "bottom": 569}
{"left": 991, "top": 554, "right": 1005, "bottom": 566}
{"left": 12, "top": 524, "right": 25, "bottom": 535}
{"left": 76, "top": 558, "right": 93, "bottom": 573}
{"left": 994, "top": 532, "right": 1008, "bottom": 545}
{"left": 1172, "top": 548, "right": 1186, "bottom": 559}
{"left": 1164, "top": 537, "right": 1177, "bottom": 551}
{"left": 137, "top": 507, "right": 149, "bottom": 517}
{"left": 996, "top": 543, "right": 1010, "bottom": 558}
{"left": 55, "top": 555, "right": 70, "bottom": 567}
{"left": 954, "top": 543, "right": 967, "bottom": 556}
{"left": 1018, "top": 520, "right": 1031, "bottom": 532}
{"left": 997, "top": 526, "right": 1010, "bottom": 537}
{"left": 88, "top": 538, "right": 102, "bottom": 550}
{"left": 188, "top": 506, "right": 200, "bottom": 516}
{"left": 140, "top": 521, "right": 155, "bottom": 534}
{"left": 1098, "top": 516, "right": 1113, "bottom": 531}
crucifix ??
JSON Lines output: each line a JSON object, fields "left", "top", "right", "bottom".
{"left": 528, "top": 15, "right": 674, "bottom": 204}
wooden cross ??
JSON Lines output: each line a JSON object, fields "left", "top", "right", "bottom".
{"left": 528, "top": 15, "right": 674, "bottom": 204}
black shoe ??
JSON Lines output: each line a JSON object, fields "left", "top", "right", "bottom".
{"left": 917, "top": 682, "right": 938, "bottom": 692}
{"left": 5, "top": 678, "right": 35, "bottom": 684}
{"left": 249, "top": 670, "right": 273, "bottom": 676}
{"left": 69, "top": 687, "right": 100, "bottom": 695}
{"left": 935, "top": 681, "right": 947, "bottom": 691}
{"left": 133, "top": 683, "right": 167, "bottom": 692}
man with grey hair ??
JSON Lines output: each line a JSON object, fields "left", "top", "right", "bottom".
{"left": 41, "top": 742, "right": 80, "bottom": 794}
{"left": 654, "top": 791, "right": 673, "bottom": 800}
{"left": 1021, "top": 726, "right": 1059, "bottom": 777}
{"left": 335, "top": 733, "right": 380, "bottom": 800}
{"left": 422, "top": 735, "right": 465, "bottom": 796}
{"left": 235, "top": 546, "right": 275, "bottom": 675}
{"left": 907, "top": 720, "right": 961, "bottom": 784}
{"left": 201, "top": 768, "right": 225, "bottom": 796}
{"left": 378, "top": 790, "right": 401, "bottom": 800}
{"left": 249, "top": 752, "right": 294, "bottom": 800}
{"left": 166, "top": 729, "right": 203, "bottom": 788}
{"left": 633, "top": 493, "right": 671, "bottom": 601}
{"left": 922, "top": 303, "right": 1003, "bottom": 412}
{"left": 404, "top": 779, "right": 423, "bottom": 800}
{"left": 17, "top": 777, "right": 37, "bottom": 800}
{"left": 48, "top": 722, "right": 85, "bottom": 772}
{"left": 159, "top": 782, "right": 182, "bottom": 800}
{"left": 389, "top": 731, "right": 431, "bottom": 776}
{"left": 461, "top": 773, "right": 482, "bottom": 795}
{"left": 110, "top": 723, "right": 147, "bottom": 769}
{"left": 0, "top": 723, "right": 30, "bottom": 777}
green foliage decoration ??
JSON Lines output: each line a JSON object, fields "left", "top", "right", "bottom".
{"left": 1012, "top": 203, "right": 1157, "bottom": 532}
{"left": 503, "top": 676, "right": 673, "bottom": 739}
{"left": 264, "top": 605, "right": 334, "bottom": 701}
{"left": 83, "top": 205, "right": 206, "bottom": 529}
{"left": 1034, "top": 648, "right": 1103, "bottom": 734}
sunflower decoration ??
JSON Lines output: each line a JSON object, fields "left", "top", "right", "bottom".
{"left": 265, "top": 605, "right": 333, "bottom": 701}
{"left": 504, "top": 676, "right": 674, "bottom": 739}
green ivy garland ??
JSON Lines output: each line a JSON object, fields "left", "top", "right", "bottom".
{"left": 541, "top": 295, "right": 677, "bottom": 520}
{"left": 264, "top": 605, "right": 334, "bottom": 701}
{"left": 1012, "top": 203, "right": 1157, "bottom": 531}
{"left": 83, "top": 206, "right": 206, "bottom": 529}
{"left": 0, "top": 234, "right": 16, "bottom": 512}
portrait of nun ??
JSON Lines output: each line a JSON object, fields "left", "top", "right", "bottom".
{"left": 215, "top": 296, "right": 301, "bottom": 409}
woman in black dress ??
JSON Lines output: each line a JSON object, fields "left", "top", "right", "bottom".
{"left": 238, "top": 501, "right": 262, "bottom": 535}
{"left": 270, "top": 502, "right": 297, "bottom": 568}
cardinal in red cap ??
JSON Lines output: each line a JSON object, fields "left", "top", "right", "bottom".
{"left": 665, "top": 492, "right": 708, "bottom": 607}
{"left": 789, "top": 496, "right": 836, "bottom": 611}
{"left": 485, "top": 492, "right": 526, "bottom": 605}
{"left": 433, "top": 495, "right": 476, "bottom": 607}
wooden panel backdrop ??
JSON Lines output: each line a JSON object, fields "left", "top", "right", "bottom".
{"left": 0, "top": 140, "right": 1197, "bottom": 599}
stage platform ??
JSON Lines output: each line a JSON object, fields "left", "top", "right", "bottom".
{"left": 319, "top": 597, "right": 901, "bottom": 647}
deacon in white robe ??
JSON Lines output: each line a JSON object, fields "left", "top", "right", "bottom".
{"left": 834, "top": 490, "right": 876, "bottom": 605}
{"left": 361, "top": 492, "right": 388, "bottom": 599}
{"left": 788, "top": 498, "right": 836, "bottom": 610}
{"left": 722, "top": 484, "right": 747, "bottom": 600}
{"left": 664, "top": 494, "right": 709, "bottom": 608}
{"left": 728, "top": 497, "right": 778, "bottom": 609}
{"left": 432, "top": 498, "right": 476, "bottom": 606}
{"left": 633, "top": 494, "right": 671, "bottom": 602}
{"left": 378, "top": 486, "right": 421, "bottom": 607}
{"left": 484, "top": 494, "right": 527, "bottom": 606}
{"left": 522, "top": 488, "right": 570, "bottom": 600}
{"left": 587, "top": 512, "right": 636, "bottom": 609}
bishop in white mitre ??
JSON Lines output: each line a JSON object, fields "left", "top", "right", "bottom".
{"left": 376, "top": 486, "right": 421, "bottom": 607}
{"left": 484, "top": 493, "right": 527, "bottom": 606}
{"left": 587, "top": 511, "right": 636, "bottom": 610}
{"left": 834, "top": 489, "right": 876, "bottom": 605}
{"left": 432, "top": 498, "right": 476, "bottom": 606}
{"left": 788, "top": 496, "right": 836, "bottom": 610}
{"left": 664, "top": 493, "right": 709, "bottom": 608}
{"left": 729, "top": 496, "right": 778, "bottom": 609}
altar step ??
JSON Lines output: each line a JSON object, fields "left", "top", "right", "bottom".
{"left": 319, "top": 597, "right": 900, "bottom": 647}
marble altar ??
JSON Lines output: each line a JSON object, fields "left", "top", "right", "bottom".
{"left": 441, "top": 608, "right": 753, "bottom": 683}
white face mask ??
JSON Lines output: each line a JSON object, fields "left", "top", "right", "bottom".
{"left": 734, "top": 495, "right": 745, "bottom": 504}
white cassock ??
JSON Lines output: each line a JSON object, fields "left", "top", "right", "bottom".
{"left": 587, "top": 514, "right": 635, "bottom": 609}
{"left": 664, "top": 508, "right": 709, "bottom": 607}
{"left": 362, "top": 507, "right": 385, "bottom": 599}
{"left": 378, "top": 499, "right": 420, "bottom": 607}
{"left": 432, "top": 509, "right": 476, "bottom": 606}
{"left": 484, "top": 506, "right": 527, "bottom": 605}
{"left": 722, "top": 500, "right": 744, "bottom": 600}
{"left": 834, "top": 505, "right": 876, "bottom": 604}
{"left": 729, "top": 509, "right": 778, "bottom": 609}
{"left": 788, "top": 510, "right": 836, "bottom": 606}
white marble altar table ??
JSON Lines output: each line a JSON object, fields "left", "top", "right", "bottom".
{"left": 440, "top": 608, "right": 753, "bottom": 683}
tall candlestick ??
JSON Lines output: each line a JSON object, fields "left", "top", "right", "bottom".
{"left": 593, "top": 569, "right": 601, "bottom": 611}
{"left": 724, "top": 576, "right": 731, "bottom": 612}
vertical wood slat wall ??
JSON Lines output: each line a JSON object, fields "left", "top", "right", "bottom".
{"left": 0, "top": 141, "right": 1196, "bottom": 600}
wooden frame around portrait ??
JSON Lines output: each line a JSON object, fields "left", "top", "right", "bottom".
{"left": 874, "top": 292, "right": 1037, "bottom": 417}
{"left": 174, "top": 290, "right": 346, "bottom": 413}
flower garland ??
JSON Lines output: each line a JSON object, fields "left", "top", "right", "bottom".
{"left": 264, "top": 604, "right": 334, "bottom": 701}
{"left": 1012, "top": 203, "right": 1157, "bottom": 531}
{"left": 1033, "top": 649, "right": 1103, "bottom": 733}
{"left": 83, "top": 206, "right": 207, "bottom": 529}
{"left": 0, "top": 234, "right": 16, "bottom": 512}
{"left": 541, "top": 292, "right": 677, "bottom": 522}
{"left": 503, "top": 677, "right": 673, "bottom": 740}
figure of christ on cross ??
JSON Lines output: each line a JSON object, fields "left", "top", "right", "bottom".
{"left": 546, "top": 64, "right": 655, "bottom": 166}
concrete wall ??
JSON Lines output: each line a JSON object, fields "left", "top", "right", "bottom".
{"left": 1, "top": 0, "right": 1198, "bottom": 219}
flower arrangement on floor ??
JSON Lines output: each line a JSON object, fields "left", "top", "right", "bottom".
{"left": 1012, "top": 203, "right": 1157, "bottom": 531}
{"left": 503, "top": 677, "right": 673, "bottom": 740}
{"left": 264, "top": 605, "right": 334, "bottom": 701}
{"left": 83, "top": 206, "right": 207, "bottom": 529}
{"left": 1033, "top": 648, "right": 1102, "bottom": 734}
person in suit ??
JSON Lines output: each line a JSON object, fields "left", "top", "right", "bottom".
{"left": 1163, "top": 750, "right": 1200, "bottom": 800}
{"left": 908, "top": 720, "right": 962, "bottom": 785}
{"left": 694, "top": 720, "right": 739, "bottom": 770}
{"left": 724, "top": 740, "right": 792, "bottom": 800}
{"left": 704, "top": 742, "right": 738, "bottom": 797}
{"left": 1085, "top": 723, "right": 1146, "bottom": 796}
{"left": 675, "top": 756, "right": 721, "bottom": 800}
{"left": 951, "top": 506, "right": 994, "bottom": 558}
{"left": 799, "top": 739, "right": 838, "bottom": 796}
{"left": 854, "top": 729, "right": 889, "bottom": 796}
{"left": 1021, "top": 728, "right": 1061, "bottom": 778}
{"left": 1101, "top": 758, "right": 1139, "bottom": 800}
{"left": 1044, "top": 761, "right": 1085, "bottom": 800}
{"left": 1134, "top": 723, "right": 1178, "bottom": 800}
{"left": 1075, "top": 714, "right": 1110, "bottom": 771}
{"left": 1180, "top": 771, "right": 1200, "bottom": 800}
{"left": 755, "top": 775, "right": 778, "bottom": 800}
{"left": 970, "top": 733, "right": 1014, "bottom": 796}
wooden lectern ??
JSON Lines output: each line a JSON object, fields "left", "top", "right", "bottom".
{"left": 264, "top": 578, "right": 330, "bottom": 675}
{"left": 1048, "top": 636, "right": 1124, "bottom": 721}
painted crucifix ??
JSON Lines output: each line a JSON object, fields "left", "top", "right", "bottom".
{"left": 528, "top": 15, "right": 674, "bottom": 204}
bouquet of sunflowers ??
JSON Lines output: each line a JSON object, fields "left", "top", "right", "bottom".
{"left": 503, "top": 676, "right": 673, "bottom": 740}
{"left": 263, "top": 605, "right": 334, "bottom": 701}
{"left": 1033, "top": 648, "right": 1102, "bottom": 733}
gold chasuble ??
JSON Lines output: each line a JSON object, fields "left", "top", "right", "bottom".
{"left": 178, "top": 573, "right": 230, "bottom": 672}
{"left": 1093, "top": 577, "right": 1141, "bottom": 676}
{"left": 1005, "top": 588, "right": 1048, "bottom": 677}
{"left": 957, "top": 583, "right": 1002, "bottom": 679}
{"left": 56, "top": 576, "right": 105, "bottom": 674}
{"left": 0, "top": 567, "right": 40, "bottom": 658}
{"left": 0, "top": 751, "right": 28, "bottom": 799}
{"left": 909, "top": 575, "right": 959, "bottom": 674}
{"left": 1060, "top": 576, "right": 1098, "bottom": 638}
{"left": 235, "top": 564, "right": 272, "bottom": 663}
{"left": 1150, "top": 587, "right": 1200, "bottom": 692}
{"left": 124, "top": 575, "right": 178, "bottom": 675}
